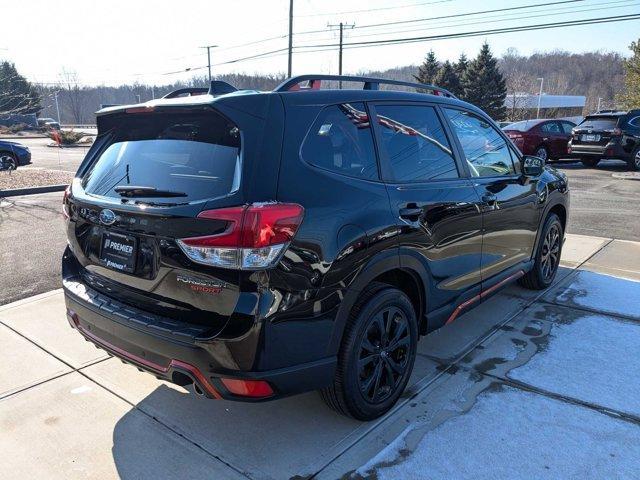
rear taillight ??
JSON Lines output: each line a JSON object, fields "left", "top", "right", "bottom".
{"left": 177, "top": 203, "right": 304, "bottom": 270}
{"left": 62, "top": 184, "right": 71, "bottom": 219}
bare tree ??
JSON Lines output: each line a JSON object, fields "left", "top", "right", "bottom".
{"left": 58, "top": 69, "right": 88, "bottom": 123}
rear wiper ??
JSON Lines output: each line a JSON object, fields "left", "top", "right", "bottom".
{"left": 114, "top": 186, "right": 187, "bottom": 198}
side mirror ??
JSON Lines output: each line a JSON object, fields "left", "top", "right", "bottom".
{"left": 523, "top": 155, "right": 544, "bottom": 177}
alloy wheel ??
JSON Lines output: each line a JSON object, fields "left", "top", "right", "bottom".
{"left": 0, "top": 154, "right": 16, "bottom": 170}
{"left": 540, "top": 224, "right": 560, "bottom": 281}
{"left": 535, "top": 147, "right": 548, "bottom": 161}
{"left": 358, "top": 306, "right": 411, "bottom": 404}
{"left": 635, "top": 149, "right": 640, "bottom": 169}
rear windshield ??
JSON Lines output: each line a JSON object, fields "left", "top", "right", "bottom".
{"left": 577, "top": 116, "right": 620, "bottom": 130}
{"left": 503, "top": 120, "right": 539, "bottom": 132}
{"left": 82, "top": 111, "right": 241, "bottom": 202}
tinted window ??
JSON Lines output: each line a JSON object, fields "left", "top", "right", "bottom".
{"left": 560, "top": 121, "right": 576, "bottom": 134}
{"left": 82, "top": 112, "right": 241, "bottom": 202}
{"left": 375, "top": 105, "right": 458, "bottom": 182}
{"left": 578, "top": 116, "right": 619, "bottom": 130}
{"left": 628, "top": 116, "right": 640, "bottom": 128}
{"left": 503, "top": 120, "right": 537, "bottom": 132}
{"left": 301, "top": 103, "right": 378, "bottom": 180}
{"left": 540, "top": 122, "right": 561, "bottom": 133}
{"left": 445, "top": 108, "right": 516, "bottom": 177}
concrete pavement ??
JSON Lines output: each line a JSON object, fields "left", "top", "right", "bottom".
{"left": 1, "top": 234, "right": 639, "bottom": 479}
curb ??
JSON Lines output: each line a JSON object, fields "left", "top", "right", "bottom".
{"left": 0, "top": 135, "right": 49, "bottom": 140}
{"left": 612, "top": 172, "right": 640, "bottom": 181}
{"left": 0, "top": 184, "right": 68, "bottom": 197}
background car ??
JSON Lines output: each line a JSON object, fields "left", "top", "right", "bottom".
{"left": 569, "top": 109, "right": 640, "bottom": 170}
{"left": 37, "top": 117, "right": 61, "bottom": 130}
{"left": 0, "top": 140, "right": 31, "bottom": 170}
{"left": 503, "top": 119, "right": 576, "bottom": 162}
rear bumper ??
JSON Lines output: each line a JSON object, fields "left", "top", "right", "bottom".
{"left": 569, "top": 141, "right": 629, "bottom": 159}
{"left": 63, "top": 277, "right": 336, "bottom": 402}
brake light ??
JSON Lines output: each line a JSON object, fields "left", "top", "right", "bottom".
{"left": 62, "top": 184, "right": 72, "bottom": 219}
{"left": 177, "top": 203, "right": 304, "bottom": 269}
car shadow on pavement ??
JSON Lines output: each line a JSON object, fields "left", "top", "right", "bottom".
{"left": 107, "top": 266, "right": 639, "bottom": 480}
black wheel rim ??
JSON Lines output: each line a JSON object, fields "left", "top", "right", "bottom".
{"left": 541, "top": 224, "right": 560, "bottom": 281}
{"left": 358, "top": 306, "right": 411, "bottom": 404}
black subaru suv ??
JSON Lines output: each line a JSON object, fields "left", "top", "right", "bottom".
{"left": 569, "top": 109, "right": 640, "bottom": 170}
{"left": 62, "top": 75, "right": 569, "bottom": 420}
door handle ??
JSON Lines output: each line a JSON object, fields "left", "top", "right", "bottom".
{"left": 399, "top": 206, "right": 422, "bottom": 220}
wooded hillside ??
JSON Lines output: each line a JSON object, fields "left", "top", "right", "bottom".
{"left": 37, "top": 50, "right": 625, "bottom": 123}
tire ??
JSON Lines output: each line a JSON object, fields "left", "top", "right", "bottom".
{"left": 534, "top": 145, "right": 549, "bottom": 162}
{"left": 627, "top": 146, "right": 640, "bottom": 171}
{"left": 519, "top": 213, "right": 563, "bottom": 290}
{"left": 0, "top": 152, "right": 17, "bottom": 171}
{"left": 321, "top": 282, "right": 418, "bottom": 420}
{"left": 580, "top": 158, "right": 600, "bottom": 168}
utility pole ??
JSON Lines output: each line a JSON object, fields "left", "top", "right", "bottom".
{"left": 597, "top": 97, "right": 602, "bottom": 112}
{"left": 201, "top": 45, "right": 218, "bottom": 83}
{"left": 536, "top": 77, "right": 544, "bottom": 119}
{"left": 288, "top": 0, "right": 294, "bottom": 77}
{"left": 327, "top": 22, "right": 355, "bottom": 88}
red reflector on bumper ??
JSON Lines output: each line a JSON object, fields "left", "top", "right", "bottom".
{"left": 221, "top": 378, "right": 274, "bottom": 398}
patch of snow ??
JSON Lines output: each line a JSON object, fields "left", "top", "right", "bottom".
{"left": 374, "top": 387, "right": 640, "bottom": 480}
{"left": 510, "top": 313, "right": 640, "bottom": 416}
{"left": 556, "top": 270, "right": 640, "bottom": 319}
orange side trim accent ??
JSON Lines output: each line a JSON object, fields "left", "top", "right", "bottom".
{"left": 445, "top": 270, "right": 525, "bottom": 325}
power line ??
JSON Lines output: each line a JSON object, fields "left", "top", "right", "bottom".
{"left": 295, "top": 0, "right": 453, "bottom": 18}
{"left": 298, "top": 13, "right": 640, "bottom": 49}
{"left": 351, "top": 0, "right": 586, "bottom": 29}
{"left": 298, "top": 0, "right": 639, "bottom": 43}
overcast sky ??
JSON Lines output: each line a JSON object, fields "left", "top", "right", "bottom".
{"left": 1, "top": 0, "right": 638, "bottom": 86}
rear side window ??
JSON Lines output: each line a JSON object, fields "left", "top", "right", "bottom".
{"left": 82, "top": 111, "right": 241, "bottom": 202}
{"left": 578, "top": 116, "right": 619, "bottom": 130}
{"left": 301, "top": 103, "right": 378, "bottom": 180}
{"left": 540, "top": 122, "right": 561, "bottom": 133}
{"left": 375, "top": 105, "right": 458, "bottom": 182}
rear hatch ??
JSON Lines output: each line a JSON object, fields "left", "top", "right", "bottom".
{"left": 571, "top": 115, "right": 622, "bottom": 148}
{"left": 65, "top": 104, "right": 271, "bottom": 329}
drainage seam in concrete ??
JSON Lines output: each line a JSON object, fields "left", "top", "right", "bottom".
{"left": 309, "top": 238, "right": 615, "bottom": 479}
{"left": 538, "top": 298, "right": 640, "bottom": 324}
{"left": 481, "top": 370, "right": 640, "bottom": 427}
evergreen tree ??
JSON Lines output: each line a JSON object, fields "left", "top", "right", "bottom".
{"left": 414, "top": 50, "right": 440, "bottom": 85}
{"left": 618, "top": 38, "right": 640, "bottom": 109}
{"left": 461, "top": 43, "right": 506, "bottom": 119}
{"left": 434, "top": 61, "right": 461, "bottom": 97}
{"left": 454, "top": 53, "right": 469, "bottom": 78}
{"left": 0, "top": 61, "right": 41, "bottom": 115}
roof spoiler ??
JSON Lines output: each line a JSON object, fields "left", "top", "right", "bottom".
{"left": 273, "top": 74, "right": 456, "bottom": 98}
{"left": 162, "top": 81, "right": 238, "bottom": 99}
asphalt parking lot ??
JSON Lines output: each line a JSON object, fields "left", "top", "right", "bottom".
{"left": 1, "top": 234, "right": 639, "bottom": 479}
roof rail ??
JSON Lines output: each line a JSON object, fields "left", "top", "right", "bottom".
{"left": 274, "top": 74, "right": 456, "bottom": 98}
{"left": 162, "top": 87, "right": 209, "bottom": 99}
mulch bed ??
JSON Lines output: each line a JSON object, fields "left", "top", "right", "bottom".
{"left": 0, "top": 169, "right": 73, "bottom": 190}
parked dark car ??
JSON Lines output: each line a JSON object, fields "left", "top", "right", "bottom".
{"left": 503, "top": 119, "right": 576, "bottom": 162}
{"left": 569, "top": 110, "right": 640, "bottom": 170}
{"left": 62, "top": 75, "right": 569, "bottom": 419}
{"left": 37, "top": 117, "right": 61, "bottom": 130}
{"left": 0, "top": 140, "right": 31, "bottom": 170}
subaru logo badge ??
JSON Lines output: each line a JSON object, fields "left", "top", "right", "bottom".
{"left": 99, "top": 209, "right": 117, "bottom": 225}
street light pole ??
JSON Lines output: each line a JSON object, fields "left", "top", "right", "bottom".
{"left": 54, "top": 91, "right": 61, "bottom": 124}
{"left": 536, "top": 77, "right": 544, "bottom": 119}
{"left": 597, "top": 97, "right": 602, "bottom": 112}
